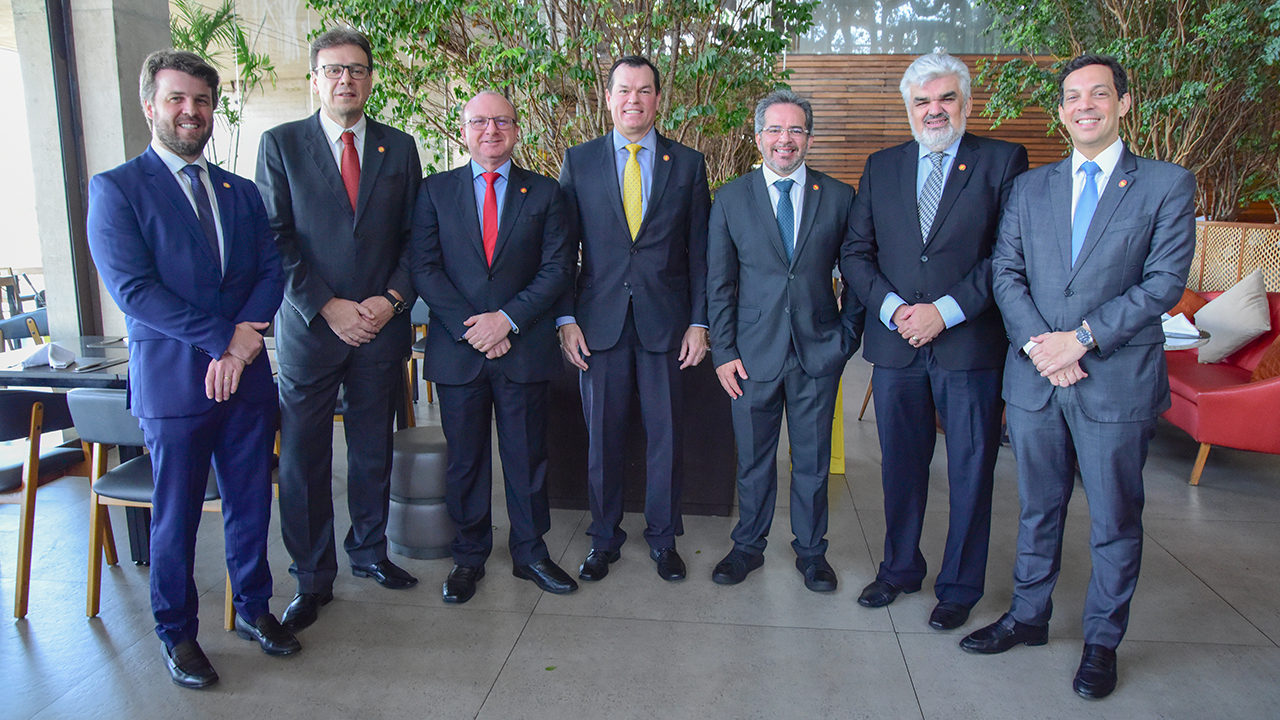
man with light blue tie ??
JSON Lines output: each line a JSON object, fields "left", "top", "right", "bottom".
{"left": 967, "top": 55, "right": 1196, "bottom": 701}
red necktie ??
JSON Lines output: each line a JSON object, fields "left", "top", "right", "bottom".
{"left": 482, "top": 172, "right": 499, "bottom": 266}
{"left": 340, "top": 131, "right": 360, "bottom": 211}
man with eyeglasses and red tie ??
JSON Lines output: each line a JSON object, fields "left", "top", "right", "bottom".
{"left": 403, "top": 91, "right": 575, "bottom": 604}
{"left": 256, "top": 27, "right": 422, "bottom": 634}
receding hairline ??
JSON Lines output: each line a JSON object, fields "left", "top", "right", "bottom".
{"left": 462, "top": 90, "right": 517, "bottom": 121}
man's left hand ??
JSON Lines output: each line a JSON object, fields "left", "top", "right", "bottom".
{"left": 678, "top": 326, "right": 709, "bottom": 369}
{"left": 205, "top": 354, "right": 246, "bottom": 402}
{"left": 463, "top": 312, "right": 512, "bottom": 354}
{"left": 359, "top": 295, "right": 397, "bottom": 332}
{"left": 897, "top": 303, "right": 945, "bottom": 347}
{"left": 1028, "top": 330, "right": 1088, "bottom": 376}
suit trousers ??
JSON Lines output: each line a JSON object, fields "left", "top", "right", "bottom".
{"left": 277, "top": 357, "right": 401, "bottom": 594}
{"left": 140, "top": 395, "right": 276, "bottom": 649}
{"left": 436, "top": 362, "right": 551, "bottom": 567}
{"left": 1006, "top": 390, "right": 1153, "bottom": 648}
{"left": 729, "top": 347, "right": 840, "bottom": 558}
{"left": 581, "top": 304, "right": 683, "bottom": 552}
{"left": 872, "top": 348, "right": 1002, "bottom": 606}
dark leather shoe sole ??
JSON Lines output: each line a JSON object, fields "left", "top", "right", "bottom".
{"left": 280, "top": 591, "right": 334, "bottom": 632}
{"left": 163, "top": 640, "right": 218, "bottom": 689}
{"left": 651, "top": 548, "right": 686, "bottom": 582}
{"left": 512, "top": 562, "right": 578, "bottom": 594}
{"left": 928, "top": 602, "right": 972, "bottom": 630}
{"left": 352, "top": 563, "right": 419, "bottom": 590}
{"left": 579, "top": 549, "right": 621, "bottom": 581}
{"left": 796, "top": 557, "right": 837, "bottom": 592}
{"left": 443, "top": 566, "right": 485, "bottom": 604}
{"left": 857, "top": 579, "right": 908, "bottom": 608}
{"left": 235, "top": 614, "right": 301, "bottom": 656}
{"left": 959, "top": 615, "right": 1049, "bottom": 654}
{"left": 711, "top": 551, "right": 764, "bottom": 585}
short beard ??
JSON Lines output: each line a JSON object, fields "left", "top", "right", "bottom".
{"left": 155, "top": 119, "right": 212, "bottom": 159}
{"left": 911, "top": 113, "right": 965, "bottom": 153}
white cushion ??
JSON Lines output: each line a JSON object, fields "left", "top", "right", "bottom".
{"left": 1196, "top": 269, "right": 1272, "bottom": 363}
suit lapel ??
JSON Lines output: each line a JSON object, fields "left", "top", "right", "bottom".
{"left": 451, "top": 165, "right": 487, "bottom": 264}
{"left": 899, "top": 143, "right": 924, "bottom": 244}
{"left": 596, "top": 136, "right": 630, "bottom": 235}
{"left": 641, "top": 133, "right": 674, "bottom": 238}
{"left": 749, "top": 170, "right": 791, "bottom": 266}
{"left": 303, "top": 113, "right": 354, "bottom": 221}
{"left": 792, "top": 171, "right": 820, "bottom": 266}
{"left": 142, "top": 149, "right": 223, "bottom": 273}
{"left": 355, "top": 121, "right": 388, "bottom": 224}
{"left": 207, "top": 164, "right": 235, "bottom": 275}
{"left": 1050, "top": 159, "right": 1075, "bottom": 272}
{"left": 1069, "top": 148, "right": 1137, "bottom": 282}
{"left": 492, "top": 165, "right": 529, "bottom": 265}
{"left": 925, "top": 135, "right": 977, "bottom": 249}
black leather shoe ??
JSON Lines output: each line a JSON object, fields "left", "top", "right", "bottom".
{"left": 443, "top": 564, "right": 485, "bottom": 604}
{"left": 959, "top": 612, "right": 1048, "bottom": 654}
{"left": 651, "top": 547, "right": 686, "bottom": 581}
{"left": 351, "top": 559, "right": 418, "bottom": 589}
{"left": 162, "top": 639, "right": 218, "bottom": 689}
{"left": 578, "top": 549, "right": 621, "bottom": 582}
{"left": 235, "top": 612, "right": 301, "bottom": 656}
{"left": 857, "top": 579, "right": 908, "bottom": 607}
{"left": 513, "top": 558, "right": 578, "bottom": 594}
{"left": 796, "top": 555, "right": 837, "bottom": 592}
{"left": 1073, "top": 644, "right": 1118, "bottom": 699}
{"left": 711, "top": 549, "right": 764, "bottom": 585}
{"left": 928, "top": 601, "right": 972, "bottom": 630}
{"left": 281, "top": 591, "right": 334, "bottom": 632}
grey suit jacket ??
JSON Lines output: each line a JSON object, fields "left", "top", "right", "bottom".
{"left": 992, "top": 144, "right": 1196, "bottom": 422}
{"left": 256, "top": 112, "right": 421, "bottom": 366}
{"left": 708, "top": 167, "right": 864, "bottom": 382}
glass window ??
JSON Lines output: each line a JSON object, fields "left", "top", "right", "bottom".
{"left": 798, "top": 0, "right": 1010, "bottom": 55}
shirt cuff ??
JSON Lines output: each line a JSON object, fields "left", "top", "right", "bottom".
{"left": 555, "top": 315, "right": 575, "bottom": 328}
{"left": 690, "top": 324, "right": 708, "bottom": 329}
{"left": 933, "top": 295, "right": 966, "bottom": 329}
{"left": 499, "top": 310, "right": 519, "bottom": 334}
{"left": 880, "top": 293, "right": 906, "bottom": 330}
{"left": 1021, "top": 340, "right": 1038, "bottom": 356}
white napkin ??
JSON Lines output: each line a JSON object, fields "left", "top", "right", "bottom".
{"left": 18, "top": 343, "right": 76, "bottom": 369}
{"left": 1162, "top": 313, "right": 1199, "bottom": 339}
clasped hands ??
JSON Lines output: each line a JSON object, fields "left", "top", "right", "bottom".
{"left": 205, "top": 321, "right": 269, "bottom": 402}
{"left": 321, "top": 294, "right": 399, "bottom": 347}
{"left": 463, "top": 312, "right": 512, "bottom": 359}
{"left": 1027, "top": 330, "right": 1089, "bottom": 388}
{"left": 892, "top": 303, "right": 945, "bottom": 348}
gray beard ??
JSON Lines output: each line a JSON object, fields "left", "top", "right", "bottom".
{"left": 912, "top": 121, "right": 965, "bottom": 153}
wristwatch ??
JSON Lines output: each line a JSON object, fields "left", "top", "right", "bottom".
{"left": 1075, "top": 322, "right": 1097, "bottom": 351}
{"left": 383, "top": 291, "right": 406, "bottom": 314}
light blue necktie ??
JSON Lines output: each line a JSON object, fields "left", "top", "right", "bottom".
{"left": 775, "top": 178, "right": 795, "bottom": 262}
{"left": 1071, "top": 161, "right": 1101, "bottom": 266}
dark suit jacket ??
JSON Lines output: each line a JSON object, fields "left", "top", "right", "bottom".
{"left": 992, "top": 144, "right": 1197, "bottom": 422}
{"left": 707, "top": 167, "right": 863, "bottom": 382}
{"left": 556, "top": 132, "right": 711, "bottom": 353}
{"left": 87, "top": 147, "right": 284, "bottom": 418}
{"left": 403, "top": 164, "right": 574, "bottom": 385}
{"left": 256, "top": 112, "right": 421, "bottom": 365}
{"left": 843, "top": 133, "right": 1028, "bottom": 370}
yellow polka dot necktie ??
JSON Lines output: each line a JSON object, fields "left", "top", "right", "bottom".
{"left": 624, "top": 143, "right": 643, "bottom": 241}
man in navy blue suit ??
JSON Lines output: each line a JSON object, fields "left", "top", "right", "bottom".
{"left": 87, "top": 50, "right": 296, "bottom": 690}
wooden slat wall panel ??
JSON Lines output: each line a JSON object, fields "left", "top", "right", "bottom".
{"left": 784, "top": 54, "right": 1067, "bottom": 188}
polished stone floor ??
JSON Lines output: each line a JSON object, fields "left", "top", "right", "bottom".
{"left": 3, "top": 356, "right": 1280, "bottom": 719}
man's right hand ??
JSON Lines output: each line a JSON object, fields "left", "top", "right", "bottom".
{"left": 226, "top": 321, "right": 270, "bottom": 364}
{"left": 716, "top": 359, "right": 748, "bottom": 399}
{"left": 558, "top": 323, "right": 591, "bottom": 371}
{"left": 320, "top": 298, "right": 380, "bottom": 347}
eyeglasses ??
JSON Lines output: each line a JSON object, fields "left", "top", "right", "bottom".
{"left": 465, "top": 116, "right": 516, "bottom": 130}
{"left": 761, "top": 126, "right": 811, "bottom": 138}
{"left": 315, "top": 64, "right": 371, "bottom": 80}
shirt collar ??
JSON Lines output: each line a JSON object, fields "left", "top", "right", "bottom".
{"left": 151, "top": 141, "right": 207, "bottom": 175}
{"left": 470, "top": 159, "right": 512, "bottom": 181}
{"left": 918, "top": 135, "right": 963, "bottom": 162}
{"left": 318, "top": 111, "right": 367, "bottom": 146}
{"left": 1071, "top": 137, "right": 1124, "bottom": 177}
{"left": 762, "top": 162, "right": 807, "bottom": 189}
{"left": 612, "top": 127, "right": 657, "bottom": 155}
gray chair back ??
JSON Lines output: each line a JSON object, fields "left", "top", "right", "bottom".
{"left": 66, "top": 388, "right": 145, "bottom": 447}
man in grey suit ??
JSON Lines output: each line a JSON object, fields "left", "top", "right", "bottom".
{"left": 256, "top": 28, "right": 422, "bottom": 632}
{"left": 707, "top": 90, "right": 863, "bottom": 589}
{"left": 962, "top": 55, "right": 1196, "bottom": 700}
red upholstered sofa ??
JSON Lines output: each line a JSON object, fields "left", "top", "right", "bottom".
{"left": 1163, "top": 291, "right": 1280, "bottom": 484}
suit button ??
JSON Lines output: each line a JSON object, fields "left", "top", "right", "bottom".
{"left": 1064, "top": 289, "right": 1074, "bottom": 297}
{"left": 921, "top": 255, "right": 929, "bottom": 262}
{"left": 788, "top": 274, "right": 795, "bottom": 280}
{"left": 784, "top": 306, "right": 790, "bottom": 313}
{"left": 914, "top": 292, "right": 923, "bottom": 299}
{"left": 630, "top": 248, "right": 638, "bottom": 254}
{"left": 488, "top": 275, "right": 494, "bottom": 281}
{"left": 354, "top": 231, "right": 361, "bottom": 240}
{"left": 624, "top": 282, "right": 630, "bottom": 289}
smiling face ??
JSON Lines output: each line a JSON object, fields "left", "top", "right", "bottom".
{"left": 311, "top": 44, "right": 373, "bottom": 128}
{"left": 907, "top": 74, "right": 971, "bottom": 152}
{"left": 755, "top": 102, "right": 811, "bottom": 176}
{"left": 461, "top": 92, "right": 518, "bottom": 171}
{"left": 606, "top": 63, "right": 660, "bottom": 142}
{"left": 1058, "top": 63, "right": 1131, "bottom": 159}
{"left": 143, "top": 69, "right": 215, "bottom": 162}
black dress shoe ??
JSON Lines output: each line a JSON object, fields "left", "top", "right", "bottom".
{"left": 959, "top": 612, "right": 1048, "bottom": 654}
{"left": 513, "top": 558, "right": 578, "bottom": 594}
{"left": 351, "top": 559, "right": 418, "bottom": 589}
{"left": 235, "top": 612, "right": 301, "bottom": 656}
{"left": 281, "top": 591, "right": 334, "bottom": 632}
{"left": 711, "top": 549, "right": 764, "bottom": 585}
{"left": 578, "top": 549, "right": 621, "bottom": 582}
{"left": 1073, "top": 644, "right": 1118, "bottom": 699}
{"left": 651, "top": 547, "right": 686, "bottom": 581}
{"left": 928, "top": 601, "right": 972, "bottom": 630}
{"left": 162, "top": 639, "right": 218, "bottom": 689}
{"left": 857, "top": 579, "right": 908, "bottom": 607}
{"left": 443, "top": 564, "right": 485, "bottom": 604}
{"left": 796, "top": 555, "right": 837, "bottom": 592}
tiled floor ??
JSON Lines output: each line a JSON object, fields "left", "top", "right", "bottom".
{"left": 4, "top": 356, "right": 1279, "bottom": 719}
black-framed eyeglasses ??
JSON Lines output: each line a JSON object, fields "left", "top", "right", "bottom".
{"left": 465, "top": 116, "right": 516, "bottom": 130}
{"left": 316, "top": 64, "right": 371, "bottom": 80}
{"left": 761, "top": 126, "right": 810, "bottom": 138}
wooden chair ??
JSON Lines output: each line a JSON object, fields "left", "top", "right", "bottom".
{"left": 0, "top": 390, "right": 91, "bottom": 618}
{"left": 66, "top": 388, "right": 234, "bottom": 631}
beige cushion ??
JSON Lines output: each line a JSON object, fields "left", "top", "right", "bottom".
{"left": 1196, "top": 269, "right": 1272, "bottom": 363}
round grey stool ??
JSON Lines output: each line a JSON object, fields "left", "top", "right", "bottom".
{"left": 386, "top": 425, "right": 455, "bottom": 560}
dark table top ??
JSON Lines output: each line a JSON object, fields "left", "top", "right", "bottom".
{"left": 0, "top": 336, "right": 129, "bottom": 389}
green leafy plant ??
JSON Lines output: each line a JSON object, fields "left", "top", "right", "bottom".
{"left": 170, "top": 0, "right": 277, "bottom": 172}
{"left": 305, "top": 0, "right": 818, "bottom": 185}
{"left": 975, "top": 0, "right": 1280, "bottom": 220}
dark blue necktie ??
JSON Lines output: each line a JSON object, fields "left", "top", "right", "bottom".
{"left": 180, "top": 164, "right": 221, "bottom": 271}
{"left": 775, "top": 178, "right": 795, "bottom": 262}
{"left": 1071, "top": 161, "right": 1101, "bottom": 266}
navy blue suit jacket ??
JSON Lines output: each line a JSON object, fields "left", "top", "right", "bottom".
{"left": 87, "top": 147, "right": 284, "bottom": 418}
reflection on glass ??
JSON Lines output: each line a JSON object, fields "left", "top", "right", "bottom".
{"left": 798, "top": 0, "right": 1008, "bottom": 55}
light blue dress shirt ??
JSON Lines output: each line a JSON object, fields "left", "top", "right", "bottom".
{"left": 470, "top": 158, "right": 518, "bottom": 333}
{"left": 613, "top": 127, "right": 656, "bottom": 216}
